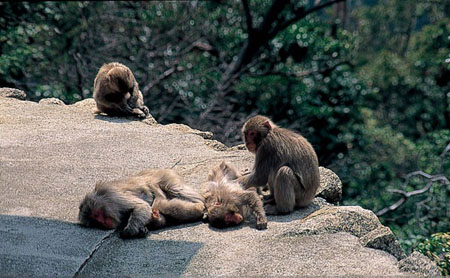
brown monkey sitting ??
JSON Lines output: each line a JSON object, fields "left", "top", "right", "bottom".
{"left": 93, "top": 62, "right": 150, "bottom": 118}
{"left": 79, "top": 169, "right": 205, "bottom": 238}
{"left": 202, "top": 161, "right": 267, "bottom": 230}
{"left": 240, "top": 115, "right": 320, "bottom": 215}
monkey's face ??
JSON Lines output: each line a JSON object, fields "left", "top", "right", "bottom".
{"left": 243, "top": 129, "right": 263, "bottom": 154}
{"left": 78, "top": 197, "right": 119, "bottom": 230}
{"left": 206, "top": 202, "right": 243, "bottom": 228}
{"left": 242, "top": 116, "right": 273, "bottom": 153}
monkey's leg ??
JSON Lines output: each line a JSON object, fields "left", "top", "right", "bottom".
{"left": 157, "top": 199, "right": 205, "bottom": 223}
{"left": 264, "top": 166, "right": 296, "bottom": 215}
{"left": 120, "top": 198, "right": 152, "bottom": 238}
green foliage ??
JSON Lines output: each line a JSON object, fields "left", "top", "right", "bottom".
{"left": 354, "top": 5, "right": 450, "bottom": 139}
{"left": 232, "top": 18, "right": 367, "bottom": 165}
{"left": 338, "top": 114, "right": 450, "bottom": 251}
{"left": 416, "top": 232, "right": 450, "bottom": 276}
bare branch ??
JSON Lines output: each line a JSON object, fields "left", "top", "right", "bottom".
{"left": 141, "top": 64, "right": 184, "bottom": 96}
{"left": 440, "top": 142, "right": 450, "bottom": 158}
{"left": 241, "top": 0, "right": 254, "bottom": 34}
{"left": 376, "top": 152, "right": 450, "bottom": 217}
{"left": 269, "top": 0, "right": 346, "bottom": 39}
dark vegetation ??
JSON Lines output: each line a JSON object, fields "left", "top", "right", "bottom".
{"left": 1, "top": 0, "right": 448, "bottom": 273}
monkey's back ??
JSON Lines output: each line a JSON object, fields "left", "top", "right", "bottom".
{"left": 267, "top": 127, "right": 320, "bottom": 193}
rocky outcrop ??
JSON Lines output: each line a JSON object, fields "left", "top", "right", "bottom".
{"left": 0, "top": 92, "right": 440, "bottom": 277}
{"left": 317, "top": 166, "right": 342, "bottom": 204}
{"left": 398, "top": 251, "right": 442, "bottom": 276}
{"left": 0, "top": 87, "right": 27, "bottom": 100}
{"left": 279, "top": 206, "right": 406, "bottom": 260}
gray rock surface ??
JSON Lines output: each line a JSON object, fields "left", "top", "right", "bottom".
{"left": 0, "top": 95, "right": 440, "bottom": 277}
{"left": 39, "top": 97, "right": 66, "bottom": 105}
{"left": 398, "top": 251, "right": 442, "bottom": 276}
{"left": 0, "top": 87, "right": 27, "bottom": 100}
{"left": 360, "top": 226, "right": 406, "bottom": 260}
{"left": 317, "top": 166, "right": 343, "bottom": 204}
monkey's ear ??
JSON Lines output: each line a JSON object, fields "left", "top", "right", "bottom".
{"left": 264, "top": 120, "right": 272, "bottom": 130}
{"left": 152, "top": 208, "right": 160, "bottom": 218}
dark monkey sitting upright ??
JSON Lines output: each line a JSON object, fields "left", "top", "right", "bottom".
{"left": 93, "top": 62, "right": 150, "bottom": 118}
{"left": 240, "top": 115, "right": 320, "bottom": 215}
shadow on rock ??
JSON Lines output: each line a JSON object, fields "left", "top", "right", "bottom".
{"left": 0, "top": 214, "right": 106, "bottom": 277}
{"left": 94, "top": 114, "right": 157, "bottom": 125}
{"left": 0, "top": 214, "right": 203, "bottom": 278}
{"left": 267, "top": 198, "right": 325, "bottom": 223}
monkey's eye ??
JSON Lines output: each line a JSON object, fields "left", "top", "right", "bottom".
{"left": 248, "top": 131, "right": 256, "bottom": 137}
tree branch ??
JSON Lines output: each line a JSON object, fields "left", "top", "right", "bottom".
{"left": 376, "top": 170, "right": 450, "bottom": 216}
{"left": 141, "top": 64, "right": 184, "bottom": 96}
{"left": 242, "top": 0, "right": 254, "bottom": 34}
{"left": 269, "top": 0, "right": 346, "bottom": 39}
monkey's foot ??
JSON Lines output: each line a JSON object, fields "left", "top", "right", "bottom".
{"left": 263, "top": 196, "right": 275, "bottom": 205}
{"left": 263, "top": 204, "right": 279, "bottom": 215}
{"left": 120, "top": 226, "right": 149, "bottom": 238}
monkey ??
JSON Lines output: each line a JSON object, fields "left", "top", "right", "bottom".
{"left": 78, "top": 169, "right": 205, "bottom": 238}
{"left": 93, "top": 62, "right": 150, "bottom": 118}
{"left": 202, "top": 161, "right": 267, "bottom": 230}
{"left": 240, "top": 115, "right": 320, "bottom": 215}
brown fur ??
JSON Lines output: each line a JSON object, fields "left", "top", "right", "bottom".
{"left": 241, "top": 115, "right": 320, "bottom": 215}
{"left": 93, "top": 62, "right": 150, "bottom": 118}
{"left": 79, "top": 169, "right": 205, "bottom": 238}
{"left": 202, "top": 161, "right": 267, "bottom": 230}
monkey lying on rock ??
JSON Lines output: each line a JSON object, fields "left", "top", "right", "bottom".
{"left": 240, "top": 115, "right": 320, "bottom": 215}
{"left": 93, "top": 62, "right": 150, "bottom": 118}
{"left": 202, "top": 161, "right": 268, "bottom": 230}
{"left": 79, "top": 169, "right": 205, "bottom": 238}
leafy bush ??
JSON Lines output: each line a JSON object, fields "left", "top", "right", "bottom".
{"left": 416, "top": 232, "right": 450, "bottom": 276}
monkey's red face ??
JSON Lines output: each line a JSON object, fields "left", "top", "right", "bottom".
{"left": 91, "top": 208, "right": 117, "bottom": 229}
{"left": 244, "top": 130, "right": 258, "bottom": 154}
{"left": 224, "top": 211, "right": 243, "bottom": 225}
{"left": 206, "top": 202, "right": 243, "bottom": 228}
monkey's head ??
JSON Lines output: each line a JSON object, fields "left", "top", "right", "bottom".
{"left": 242, "top": 115, "right": 274, "bottom": 153}
{"left": 107, "top": 66, "right": 138, "bottom": 96}
{"left": 78, "top": 191, "right": 121, "bottom": 230}
{"left": 204, "top": 201, "right": 243, "bottom": 228}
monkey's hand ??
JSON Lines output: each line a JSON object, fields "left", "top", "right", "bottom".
{"left": 125, "top": 104, "right": 148, "bottom": 118}
{"left": 120, "top": 225, "right": 149, "bottom": 238}
{"left": 256, "top": 218, "right": 268, "bottom": 230}
{"left": 141, "top": 105, "right": 150, "bottom": 116}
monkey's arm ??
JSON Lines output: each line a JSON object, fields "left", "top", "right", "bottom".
{"left": 240, "top": 168, "right": 269, "bottom": 190}
{"left": 120, "top": 195, "right": 152, "bottom": 238}
{"left": 154, "top": 198, "right": 205, "bottom": 223}
{"left": 241, "top": 191, "right": 268, "bottom": 230}
{"left": 127, "top": 88, "right": 149, "bottom": 117}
